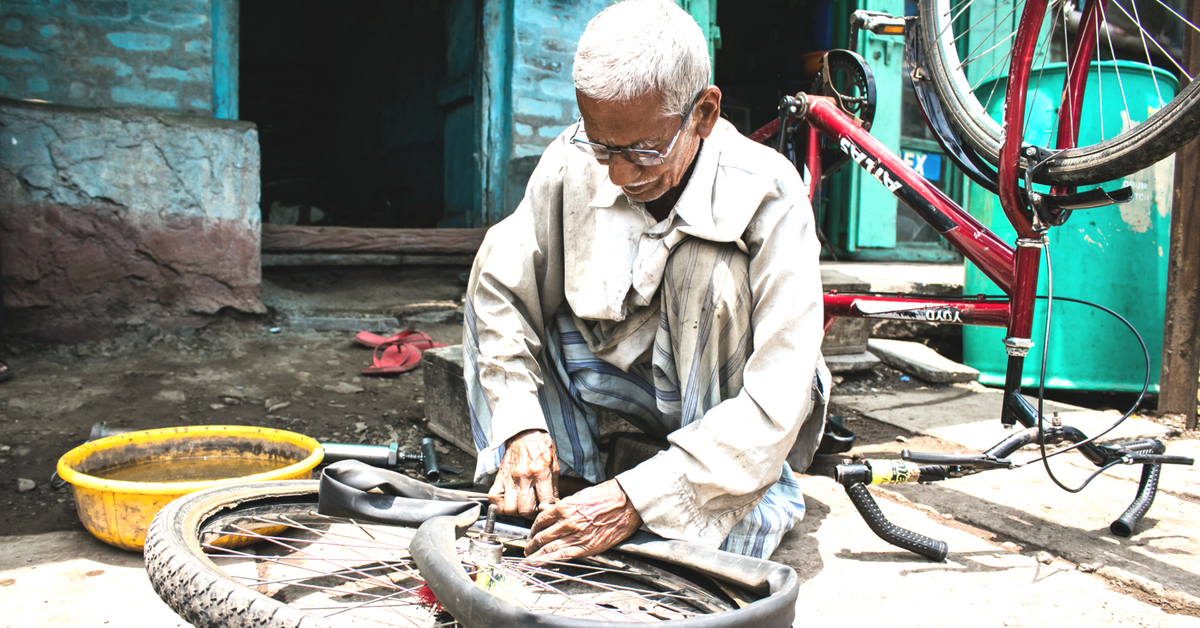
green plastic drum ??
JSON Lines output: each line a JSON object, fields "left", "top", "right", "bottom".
{"left": 963, "top": 62, "right": 1176, "bottom": 392}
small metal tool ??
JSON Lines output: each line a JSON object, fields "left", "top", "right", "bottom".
{"left": 320, "top": 437, "right": 458, "bottom": 482}
{"left": 469, "top": 504, "right": 504, "bottom": 564}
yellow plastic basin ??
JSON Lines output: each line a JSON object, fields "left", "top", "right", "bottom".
{"left": 56, "top": 425, "right": 323, "bottom": 552}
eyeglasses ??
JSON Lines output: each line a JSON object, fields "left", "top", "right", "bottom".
{"left": 570, "top": 92, "right": 702, "bottom": 167}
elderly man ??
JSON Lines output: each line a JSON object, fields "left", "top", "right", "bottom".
{"left": 464, "top": 0, "right": 828, "bottom": 562}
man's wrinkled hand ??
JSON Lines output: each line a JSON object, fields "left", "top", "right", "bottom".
{"left": 525, "top": 480, "right": 642, "bottom": 562}
{"left": 489, "top": 429, "right": 559, "bottom": 518}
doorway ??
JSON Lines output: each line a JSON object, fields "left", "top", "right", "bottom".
{"left": 240, "top": 0, "right": 451, "bottom": 229}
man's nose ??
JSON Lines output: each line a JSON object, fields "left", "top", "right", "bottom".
{"left": 606, "top": 154, "right": 642, "bottom": 187}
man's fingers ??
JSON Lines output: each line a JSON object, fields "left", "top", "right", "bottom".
{"left": 529, "top": 505, "right": 553, "bottom": 535}
{"left": 500, "top": 472, "right": 523, "bottom": 517}
{"left": 533, "top": 468, "right": 558, "bottom": 511}
{"left": 487, "top": 471, "right": 506, "bottom": 504}
{"left": 514, "top": 469, "right": 539, "bottom": 518}
{"left": 491, "top": 430, "right": 560, "bottom": 519}
{"left": 526, "top": 518, "right": 570, "bottom": 556}
{"left": 528, "top": 537, "right": 588, "bottom": 562}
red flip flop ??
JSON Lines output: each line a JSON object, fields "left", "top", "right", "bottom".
{"left": 361, "top": 341, "right": 422, "bottom": 376}
{"left": 354, "top": 330, "right": 448, "bottom": 352}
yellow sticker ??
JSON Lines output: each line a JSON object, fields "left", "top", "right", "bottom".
{"left": 869, "top": 460, "right": 920, "bottom": 485}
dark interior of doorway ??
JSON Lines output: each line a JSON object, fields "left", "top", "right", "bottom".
{"left": 240, "top": 0, "right": 447, "bottom": 229}
{"left": 715, "top": 0, "right": 836, "bottom": 136}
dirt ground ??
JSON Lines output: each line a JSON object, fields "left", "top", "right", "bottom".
{"left": 0, "top": 323, "right": 990, "bottom": 539}
{"left": 0, "top": 266, "right": 480, "bottom": 537}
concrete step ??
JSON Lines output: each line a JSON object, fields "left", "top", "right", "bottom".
{"left": 868, "top": 338, "right": 979, "bottom": 383}
{"left": 821, "top": 261, "right": 964, "bottom": 294}
{"left": 825, "top": 351, "right": 881, "bottom": 373}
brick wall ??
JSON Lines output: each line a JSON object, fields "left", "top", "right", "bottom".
{"left": 0, "top": 1, "right": 215, "bottom": 115}
{"left": 503, "top": 0, "right": 609, "bottom": 213}
{"left": 511, "top": 0, "right": 607, "bottom": 160}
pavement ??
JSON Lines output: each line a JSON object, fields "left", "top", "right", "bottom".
{"left": 3, "top": 263, "right": 1198, "bottom": 626}
{"left": 5, "top": 383, "right": 1195, "bottom": 627}
{"left": 816, "top": 383, "right": 1200, "bottom": 622}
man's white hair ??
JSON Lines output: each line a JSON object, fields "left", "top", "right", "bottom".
{"left": 573, "top": 0, "right": 710, "bottom": 118}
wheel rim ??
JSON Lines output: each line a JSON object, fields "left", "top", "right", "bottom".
{"left": 197, "top": 506, "right": 743, "bottom": 626}
{"left": 920, "top": 0, "right": 1199, "bottom": 184}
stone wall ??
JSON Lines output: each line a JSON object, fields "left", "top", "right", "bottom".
{"left": 0, "top": 1, "right": 215, "bottom": 115}
{"left": 0, "top": 98, "right": 264, "bottom": 341}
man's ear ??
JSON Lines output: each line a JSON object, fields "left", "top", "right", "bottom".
{"left": 695, "top": 86, "right": 723, "bottom": 140}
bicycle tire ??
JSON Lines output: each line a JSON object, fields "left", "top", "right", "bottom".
{"left": 145, "top": 481, "right": 339, "bottom": 628}
{"left": 917, "top": 0, "right": 1200, "bottom": 186}
{"left": 145, "top": 480, "right": 789, "bottom": 628}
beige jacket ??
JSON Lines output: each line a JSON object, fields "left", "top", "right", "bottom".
{"left": 468, "top": 118, "right": 828, "bottom": 547}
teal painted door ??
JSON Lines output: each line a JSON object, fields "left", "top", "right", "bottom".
{"left": 677, "top": 0, "right": 720, "bottom": 79}
{"left": 441, "top": 0, "right": 482, "bottom": 227}
{"left": 825, "top": 0, "right": 966, "bottom": 260}
{"left": 847, "top": 0, "right": 904, "bottom": 251}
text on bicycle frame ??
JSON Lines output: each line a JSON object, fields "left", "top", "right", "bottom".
{"left": 840, "top": 137, "right": 904, "bottom": 193}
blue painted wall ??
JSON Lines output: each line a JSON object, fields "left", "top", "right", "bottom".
{"left": 0, "top": 0, "right": 215, "bottom": 115}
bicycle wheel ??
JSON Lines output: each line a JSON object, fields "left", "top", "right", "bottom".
{"left": 918, "top": 0, "right": 1200, "bottom": 186}
{"left": 144, "top": 480, "right": 773, "bottom": 628}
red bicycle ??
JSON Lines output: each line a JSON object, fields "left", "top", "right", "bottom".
{"left": 754, "top": 2, "right": 1199, "bottom": 560}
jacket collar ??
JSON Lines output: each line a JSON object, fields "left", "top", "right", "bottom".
{"left": 585, "top": 120, "right": 741, "bottom": 242}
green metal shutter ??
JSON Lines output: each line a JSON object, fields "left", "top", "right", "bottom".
{"left": 677, "top": 0, "right": 720, "bottom": 79}
{"left": 847, "top": 0, "right": 904, "bottom": 250}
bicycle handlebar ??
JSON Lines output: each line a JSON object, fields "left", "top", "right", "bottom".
{"left": 834, "top": 440, "right": 1192, "bottom": 557}
{"left": 1110, "top": 463, "right": 1161, "bottom": 538}
{"left": 843, "top": 482, "right": 948, "bottom": 561}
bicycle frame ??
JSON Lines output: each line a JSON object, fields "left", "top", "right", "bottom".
{"left": 802, "top": 94, "right": 1035, "bottom": 423}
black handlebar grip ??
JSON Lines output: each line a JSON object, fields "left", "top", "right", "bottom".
{"left": 1110, "top": 463, "right": 1161, "bottom": 538}
{"left": 844, "top": 482, "right": 948, "bottom": 561}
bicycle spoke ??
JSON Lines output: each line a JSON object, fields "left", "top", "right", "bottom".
{"left": 957, "top": 7, "right": 1023, "bottom": 72}
{"left": 1094, "top": 5, "right": 1107, "bottom": 142}
{"left": 1111, "top": 0, "right": 1192, "bottom": 80}
{"left": 487, "top": 561, "right": 687, "bottom": 621}
{"left": 1097, "top": 2, "right": 1133, "bottom": 119}
{"left": 958, "top": 28, "right": 1021, "bottom": 72}
{"left": 1151, "top": 0, "right": 1200, "bottom": 36}
{"left": 950, "top": 0, "right": 1013, "bottom": 46}
{"left": 970, "top": 48, "right": 1019, "bottom": 95}
{"left": 1023, "top": 0, "right": 1065, "bottom": 139}
{"left": 527, "top": 563, "right": 716, "bottom": 608}
{"left": 513, "top": 562, "right": 708, "bottom": 606}
{"left": 203, "top": 516, "right": 449, "bottom": 626}
{"left": 1050, "top": 0, "right": 1073, "bottom": 145}
{"left": 1120, "top": 0, "right": 1165, "bottom": 105}
{"left": 500, "top": 559, "right": 718, "bottom": 618}
{"left": 192, "top": 504, "right": 743, "bottom": 625}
